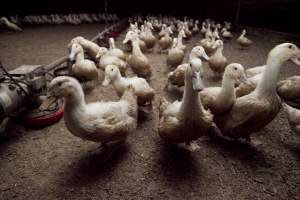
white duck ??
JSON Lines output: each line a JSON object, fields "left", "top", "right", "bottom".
{"left": 123, "top": 31, "right": 152, "bottom": 79}
{"left": 166, "top": 38, "right": 185, "bottom": 68}
{"left": 0, "top": 17, "right": 22, "bottom": 32}
{"left": 200, "top": 63, "right": 248, "bottom": 115}
{"left": 69, "top": 43, "right": 98, "bottom": 82}
{"left": 208, "top": 40, "right": 228, "bottom": 75}
{"left": 108, "top": 37, "right": 126, "bottom": 60}
{"left": 96, "top": 47, "right": 127, "bottom": 75}
{"left": 237, "top": 29, "right": 253, "bottom": 49}
{"left": 48, "top": 76, "right": 138, "bottom": 146}
{"left": 167, "top": 46, "right": 209, "bottom": 88}
{"left": 176, "top": 29, "right": 186, "bottom": 51}
{"left": 102, "top": 65, "right": 155, "bottom": 107}
{"left": 221, "top": 27, "right": 233, "bottom": 39}
{"left": 159, "top": 59, "right": 213, "bottom": 150}
{"left": 68, "top": 36, "right": 100, "bottom": 61}
{"left": 214, "top": 43, "right": 300, "bottom": 142}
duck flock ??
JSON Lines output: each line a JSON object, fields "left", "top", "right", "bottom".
{"left": 8, "top": 15, "right": 300, "bottom": 152}
{"left": 0, "top": 13, "right": 119, "bottom": 32}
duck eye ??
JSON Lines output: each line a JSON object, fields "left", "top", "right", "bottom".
{"left": 58, "top": 82, "right": 62, "bottom": 86}
{"left": 289, "top": 45, "right": 293, "bottom": 49}
{"left": 234, "top": 67, "right": 237, "bottom": 70}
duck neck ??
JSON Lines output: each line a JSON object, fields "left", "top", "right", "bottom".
{"left": 65, "top": 89, "right": 86, "bottom": 112}
{"left": 112, "top": 71, "right": 126, "bottom": 86}
{"left": 214, "top": 46, "right": 223, "bottom": 57}
{"left": 255, "top": 55, "right": 281, "bottom": 95}
{"left": 218, "top": 74, "right": 236, "bottom": 102}
{"left": 177, "top": 34, "right": 183, "bottom": 46}
{"left": 189, "top": 52, "right": 198, "bottom": 60}
{"left": 131, "top": 38, "right": 143, "bottom": 57}
{"left": 180, "top": 70, "right": 203, "bottom": 118}
{"left": 75, "top": 51, "right": 84, "bottom": 62}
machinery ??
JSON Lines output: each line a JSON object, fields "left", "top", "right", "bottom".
{"left": 0, "top": 19, "right": 127, "bottom": 129}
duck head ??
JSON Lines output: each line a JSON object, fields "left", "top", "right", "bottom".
{"left": 269, "top": 43, "right": 300, "bottom": 65}
{"left": 179, "top": 29, "right": 186, "bottom": 38}
{"left": 224, "top": 63, "right": 248, "bottom": 84}
{"left": 191, "top": 46, "right": 209, "bottom": 61}
{"left": 95, "top": 47, "right": 108, "bottom": 59}
{"left": 69, "top": 43, "right": 83, "bottom": 62}
{"left": 48, "top": 76, "right": 82, "bottom": 99}
{"left": 123, "top": 30, "right": 138, "bottom": 44}
{"left": 212, "top": 39, "right": 224, "bottom": 49}
{"left": 187, "top": 60, "right": 204, "bottom": 92}
{"left": 68, "top": 36, "right": 85, "bottom": 48}
{"left": 102, "top": 65, "right": 120, "bottom": 86}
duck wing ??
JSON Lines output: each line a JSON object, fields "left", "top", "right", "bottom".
{"left": 216, "top": 93, "right": 281, "bottom": 138}
{"left": 84, "top": 103, "right": 136, "bottom": 143}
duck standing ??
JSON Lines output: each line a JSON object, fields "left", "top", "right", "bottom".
{"left": 214, "top": 43, "right": 300, "bottom": 142}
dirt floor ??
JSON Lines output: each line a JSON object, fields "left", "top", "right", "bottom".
{"left": 0, "top": 23, "right": 300, "bottom": 200}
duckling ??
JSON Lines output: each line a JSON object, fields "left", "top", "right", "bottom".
{"left": 283, "top": 103, "right": 300, "bottom": 134}
{"left": 200, "top": 63, "right": 247, "bottom": 115}
{"left": 102, "top": 65, "right": 154, "bottom": 107}
{"left": 108, "top": 37, "right": 126, "bottom": 60}
{"left": 277, "top": 76, "right": 300, "bottom": 101}
{"left": 208, "top": 40, "right": 228, "bottom": 75}
{"left": 69, "top": 43, "right": 98, "bottom": 82}
{"left": 167, "top": 46, "right": 209, "bottom": 88}
{"left": 96, "top": 47, "right": 127, "bottom": 75}
{"left": 221, "top": 27, "right": 233, "bottom": 40}
{"left": 68, "top": 36, "right": 100, "bottom": 61}
{"left": 166, "top": 38, "right": 185, "bottom": 68}
{"left": 0, "top": 17, "right": 22, "bottom": 32}
{"left": 237, "top": 29, "right": 253, "bottom": 49}
{"left": 123, "top": 31, "right": 152, "bottom": 79}
{"left": 159, "top": 60, "right": 213, "bottom": 150}
{"left": 48, "top": 76, "right": 138, "bottom": 146}
{"left": 158, "top": 27, "right": 173, "bottom": 53}
{"left": 214, "top": 43, "right": 300, "bottom": 142}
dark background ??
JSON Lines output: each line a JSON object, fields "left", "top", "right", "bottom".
{"left": 1, "top": 0, "right": 300, "bottom": 34}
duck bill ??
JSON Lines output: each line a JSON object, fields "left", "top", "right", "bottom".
{"left": 102, "top": 76, "right": 111, "bottom": 86}
{"left": 123, "top": 38, "right": 129, "bottom": 44}
{"left": 192, "top": 74, "right": 204, "bottom": 92}
{"left": 201, "top": 51, "right": 209, "bottom": 61}
{"left": 69, "top": 51, "right": 76, "bottom": 62}
{"left": 291, "top": 53, "right": 300, "bottom": 66}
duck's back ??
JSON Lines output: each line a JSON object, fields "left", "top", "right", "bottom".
{"left": 215, "top": 92, "right": 282, "bottom": 139}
